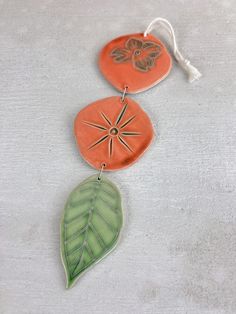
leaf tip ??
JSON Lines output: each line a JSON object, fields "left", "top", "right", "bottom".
{"left": 66, "top": 278, "right": 74, "bottom": 289}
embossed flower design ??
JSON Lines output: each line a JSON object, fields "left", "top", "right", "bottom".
{"left": 111, "top": 38, "right": 162, "bottom": 72}
{"left": 83, "top": 102, "right": 141, "bottom": 157}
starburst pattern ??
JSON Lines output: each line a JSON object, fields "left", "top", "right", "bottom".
{"left": 83, "top": 103, "right": 141, "bottom": 157}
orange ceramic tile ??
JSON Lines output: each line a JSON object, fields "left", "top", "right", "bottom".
{"left": 74, "top": 96, "right": 154, "bottom": 171}
{"left": 99, "top": 33, "right": 172, "bottom": 94}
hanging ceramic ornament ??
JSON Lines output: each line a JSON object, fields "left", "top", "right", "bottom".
{"left": 60, "top": 17, "right": 201, "bottom": 288}
{"left": 61, "top": 174, "right": 123, "bottom": 288}
{"left": 74, "top": 96, "right": 154, "bottom": 170}
{"left": 99, "top": 33, "right": 172, "bottom": 93}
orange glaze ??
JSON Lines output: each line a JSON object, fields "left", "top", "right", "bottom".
{"left": 74, "top": 96, "right": 154, "bottom": 171}
{"left": 99, "top": 33, "right": 172, "bottom": 94}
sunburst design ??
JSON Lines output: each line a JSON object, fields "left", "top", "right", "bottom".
{"left": 83, "top": 103, "right": 141, "bottom": 157}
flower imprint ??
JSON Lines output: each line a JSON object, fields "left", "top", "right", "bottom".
{"left": 111, "top": 37, "right": 162, "bottom": 72}
{"left": 83, "top": 103, "right": 141, "bottom": 157}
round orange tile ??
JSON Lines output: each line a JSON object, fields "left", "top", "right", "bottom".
{"left": 99, "top": 33, "right": 172, "bottom": 94}
{"left": 74, "top": 96, "right": 154, "bottom": 171}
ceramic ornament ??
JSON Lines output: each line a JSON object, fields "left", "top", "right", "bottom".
{"left": 99, "top": 34, "right": 172, "bottom": 93}
{"left": 60, "top": 17, "right": 201, "bottom": 288}
{"left": 74, "top": 96, "right": 154, "bottom": 170}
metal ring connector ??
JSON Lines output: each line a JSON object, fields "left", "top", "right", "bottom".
{"left": 98, "top": 163, "right": 106, "bottom": 181}
{"left": 121, "top": 85, "right": 128, "bottom": 103}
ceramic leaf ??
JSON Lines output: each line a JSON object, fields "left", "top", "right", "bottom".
{"left": 60, "top": 175, "right": 123, "bottom": 288}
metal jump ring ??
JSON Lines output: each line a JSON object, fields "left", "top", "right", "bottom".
{"left": 121, "top": 85, "right": 128, "bottom": 103}
{"left": 97, "top": 163, "right": 106, "bottom": 181}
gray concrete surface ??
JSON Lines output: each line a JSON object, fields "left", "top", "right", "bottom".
{"left": 0, "top": 1, "right": 236, "bottom": 313}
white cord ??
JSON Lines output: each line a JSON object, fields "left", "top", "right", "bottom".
{"left": 144, "top": 17, "right": 202, "bottom": 83}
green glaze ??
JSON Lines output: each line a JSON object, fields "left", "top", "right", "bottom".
{"left": 60, "top": 174, "right": 123, "bottom": 288}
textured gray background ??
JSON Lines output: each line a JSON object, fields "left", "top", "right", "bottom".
{"left": 0, "top": 0, "right": 236, "bottom": 313}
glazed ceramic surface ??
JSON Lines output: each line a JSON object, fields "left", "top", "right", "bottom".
{"left": 74, "top": 96, "right": 154, "bottom": 171}
{"left": 61, "top": 175, "right": 123, "bottom": 288}
{"left": 99, "top": 33, "right": 172, "bottom": 93}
